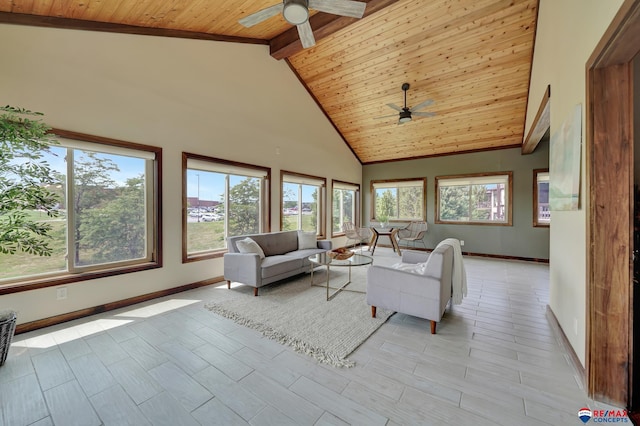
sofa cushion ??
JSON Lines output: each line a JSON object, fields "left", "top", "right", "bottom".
{"left": 261, "top": 255, "right": 304, "bottom": 279}
{"left": 285, "top": 248, "right": 326, "bottom": 266}
{"left": 250, "top": 231, "right": 298, "bottom": 256}
{"left": 236, "top": 237, "right": 265, "bottom": 259}
{"left": 297, "top": 230, "right": 317, "bottom": 250}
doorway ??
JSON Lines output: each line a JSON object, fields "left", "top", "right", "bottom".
{"left": 587, "top": 0, "right": 640, "bottom": 408}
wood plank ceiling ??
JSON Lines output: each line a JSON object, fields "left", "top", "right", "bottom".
{"left": 0, "top": 0, "right": 539, "bottom": 164}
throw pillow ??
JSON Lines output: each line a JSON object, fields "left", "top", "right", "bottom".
{"left": 236, "top": 237, "right": 265, "bottom": 259}
{"left": 297, "top": 230, "right": 317, "bottom": 250}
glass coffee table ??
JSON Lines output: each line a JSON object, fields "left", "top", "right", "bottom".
{"left": 308, "top": 252, "right": 373, "bottom": 301}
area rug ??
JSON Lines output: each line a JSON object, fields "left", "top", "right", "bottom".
{"left": 205, "top": 266, "right": 394, "bottom": 367}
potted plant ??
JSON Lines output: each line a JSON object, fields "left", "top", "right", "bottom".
{"left": 0, "top": 105, "right": 59, "bottom": 365}
{"left": 377, "top": 214, "right": 388, "bottom": 229}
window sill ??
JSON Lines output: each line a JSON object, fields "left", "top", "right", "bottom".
{"left": 0, "top": 261, "right": 162, "bottom": 296}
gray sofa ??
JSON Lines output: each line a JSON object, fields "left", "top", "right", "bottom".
{"left": 224, "top": 230, "right": 332, "bottom": 296}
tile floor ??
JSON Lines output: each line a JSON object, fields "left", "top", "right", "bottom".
{"left": 0, "top": 248, "right": 628, "bottom": 425}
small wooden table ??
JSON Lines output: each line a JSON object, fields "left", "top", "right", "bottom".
{"left": 369, "top": 227, "right": 401, "bottom": 255}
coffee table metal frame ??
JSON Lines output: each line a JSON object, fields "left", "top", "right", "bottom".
{"left": 308, "top": 252, "right": 373, "bottom": 301}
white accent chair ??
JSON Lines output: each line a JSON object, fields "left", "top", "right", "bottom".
{"left": 366, "top": 243, "right": 454, "bottom": 334}
{"left": 343, "top": 222, "right": 372, "bottom": 252}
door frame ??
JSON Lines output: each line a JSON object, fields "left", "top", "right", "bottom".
{"left": 586, "top": 0, "right": 640, "bottom": 407}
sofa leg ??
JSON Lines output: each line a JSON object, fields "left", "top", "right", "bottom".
{"left": 430, "top": 320, "right": 437, "bottom": 334}
{"left": 371, "top": 306, "right": 377, "bottom": 318}
{"left": 227, "top": 280, "right": 231, "bottom": 289}
{"left": 254, "top": 287, "right": 259, "bottom": 297}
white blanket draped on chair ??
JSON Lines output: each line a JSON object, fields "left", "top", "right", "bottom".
{"left": 436, "top": 238, "right": 467, "bottom": 304}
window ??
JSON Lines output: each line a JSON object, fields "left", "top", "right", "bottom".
{"left": 0, "top": 131, "right": 161, "bottom": 286}
{"left": 332, "top": 180, "right": 360, "bottom": 235}
{"left": 183, "top": 153, "right": 270, "bottom": 262}
{"left": 436, "top": 172, "right": 512, "bottom": 225}
{"left": 371, "top": 178, "right": 426, "bottom": 222}
{"left": 534, "top": 169, "right": 550, "bottom": 226}
{"left": 281, "top": 171, "right": 325, "bottom": 237}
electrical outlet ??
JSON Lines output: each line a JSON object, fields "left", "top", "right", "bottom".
{"left": 56, "top": 287, "right": 67, "bottom": 300}
{"left": 574, "top": 318, "right": 578, "bottom": 335}
{"left": 460, "top": 240, "right": 465, "bottom": 246}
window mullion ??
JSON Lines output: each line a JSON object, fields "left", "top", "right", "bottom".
{"left": 66, "top": 148, "right": 77, "bottom": 273}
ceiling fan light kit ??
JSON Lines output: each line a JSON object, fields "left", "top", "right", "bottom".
{"left": 283, "top": 0, "right": 309, "bottom": 25}
{"left": 399, "top": 110, "right": 412, "bottom": 124}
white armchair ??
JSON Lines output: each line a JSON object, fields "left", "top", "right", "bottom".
{"left": 366, "top": 243, "right": 454, "bottom": 334}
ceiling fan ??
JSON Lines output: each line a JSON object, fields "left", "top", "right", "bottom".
{"left": 239, "top": 0, "right": 367, "bottom": 49}
{"left": 376, "top": 83, "right": 436, "bottom": 124}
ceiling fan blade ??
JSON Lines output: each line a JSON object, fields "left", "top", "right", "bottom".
{"left": 309, "top": 0, "right": 366, "bottom": 18}
{"left": 412, "top": 111, "right": 436, "bottom": 117}
{"left": 297, "top": 21, "right": 316, "bottom": 48}
{"left": 239, "top": 4, "right": 282, "bottom": 27}
{"left": 386, "top": 103, "right": 403, "bottom": 112}
{"left": 374, "top": 114, "right": 399, "bottom": 120}
{"left": 410, "top": 99, "right": 434, "bottom": 112}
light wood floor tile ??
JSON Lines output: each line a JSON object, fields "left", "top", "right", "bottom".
{"left": 157, "top": 340, "right": 209, "bottom": 375}
{"left": 290, "top": 376, "right": 388, "bottom": 426}
{"left": 84, "top": 333, "right": 129, "bottom": 365}
{"left": 147, "top": 361, "right": 213, "bottom": 412}
{"left": 314, "top": 412, "right": 350, "bottom": 426}
{"left": 138, "top": 391, "right": 200, "bottom": 426}
{"left": 194, "top": 343, "right": 253, "bottom": 381}
{"left": 250, "top": 405, "right": 300, "bottom": 426}
{"left": 233, "top": 346, "right": 300, "bottom": 387}
{"left": 0, "top": 251, "right": 629, "bottom": 425}
{"left": 31, "top": 349, "right": 75, "bottom": 391}
{"left": 68, "top": 353, "right": 117, "bottom": 397}
{"left": 0, "top": 374, "right": 49, "bottom": 426}
{"left": 90, "top": 385, "right": 151, "bottom": 426}
{"left": 191, "top": 398, "right": 250, "bottom": 426}
{"left": 241, "top": 371, "right": 324, "bottom": 425}
{"left": 120, "top": 336, "right": 168, "bottom": 371}
{"left": 108, "top": 357, "right": 164, "bottom": 405}
{"left": 194, "top": 366, "right": 267, "bottom": 420}
{"left": 43, "top": 380, "right": 101, "bottom": 426}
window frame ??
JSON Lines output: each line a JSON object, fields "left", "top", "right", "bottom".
{"left": 280, "top": 170, "right": 326, "bottom": 238}
{"left": 435, "top": 171, "right": 513, "bottom": 226}
{"left": 331, "top": 180, "right": 360, "bottom": 237}
{"left": 533, "top": 168, "right": 550, "bottom": 227}
{"left": 370, "top": 178, "right": 427, "bottom": 223}
{"left": 0, "top": 128, "right": 163, "bottom": 295}
{"left": 182, "top": 152, "right": 271, "bottom": 263}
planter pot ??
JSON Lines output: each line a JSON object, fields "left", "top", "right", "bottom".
{"left": 0, "top": 311, "right": 17, "bottom": 366}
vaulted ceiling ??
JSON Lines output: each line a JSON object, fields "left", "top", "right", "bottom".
{"left": 0, "top": 0, "right": 539, "bottom": 164}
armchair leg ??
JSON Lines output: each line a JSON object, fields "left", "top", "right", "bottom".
{"left": 227, "top": 280, "right": 231, "bottom": 289}
{"left": 371, "top": 306, "right": 377, "bottom": 318}
{"left": 430, "top": 320, "right": 437, "bottom": 334}
{"left": 254, "top": 287, "right": 259, "bottom": 297}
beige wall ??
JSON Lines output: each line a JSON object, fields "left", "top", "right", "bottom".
{"left": 0, "top": 24, "right": 362, "bottom": 325}
{"left": 524, "top": 0, "right": 624, "bottom": 365}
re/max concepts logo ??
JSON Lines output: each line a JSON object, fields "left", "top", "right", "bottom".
{"left": 578, "top": 407, "right": 630, "bottom": 423}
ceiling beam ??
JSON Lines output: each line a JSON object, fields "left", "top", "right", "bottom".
{"left": 269, "top": 0, "right": 400, "bottom": 60}
{"left": 0, "top": 12, "right": 268, "bottom": 45}
{"left": 522, "top": 85, "right": 550, "bottom": 154}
